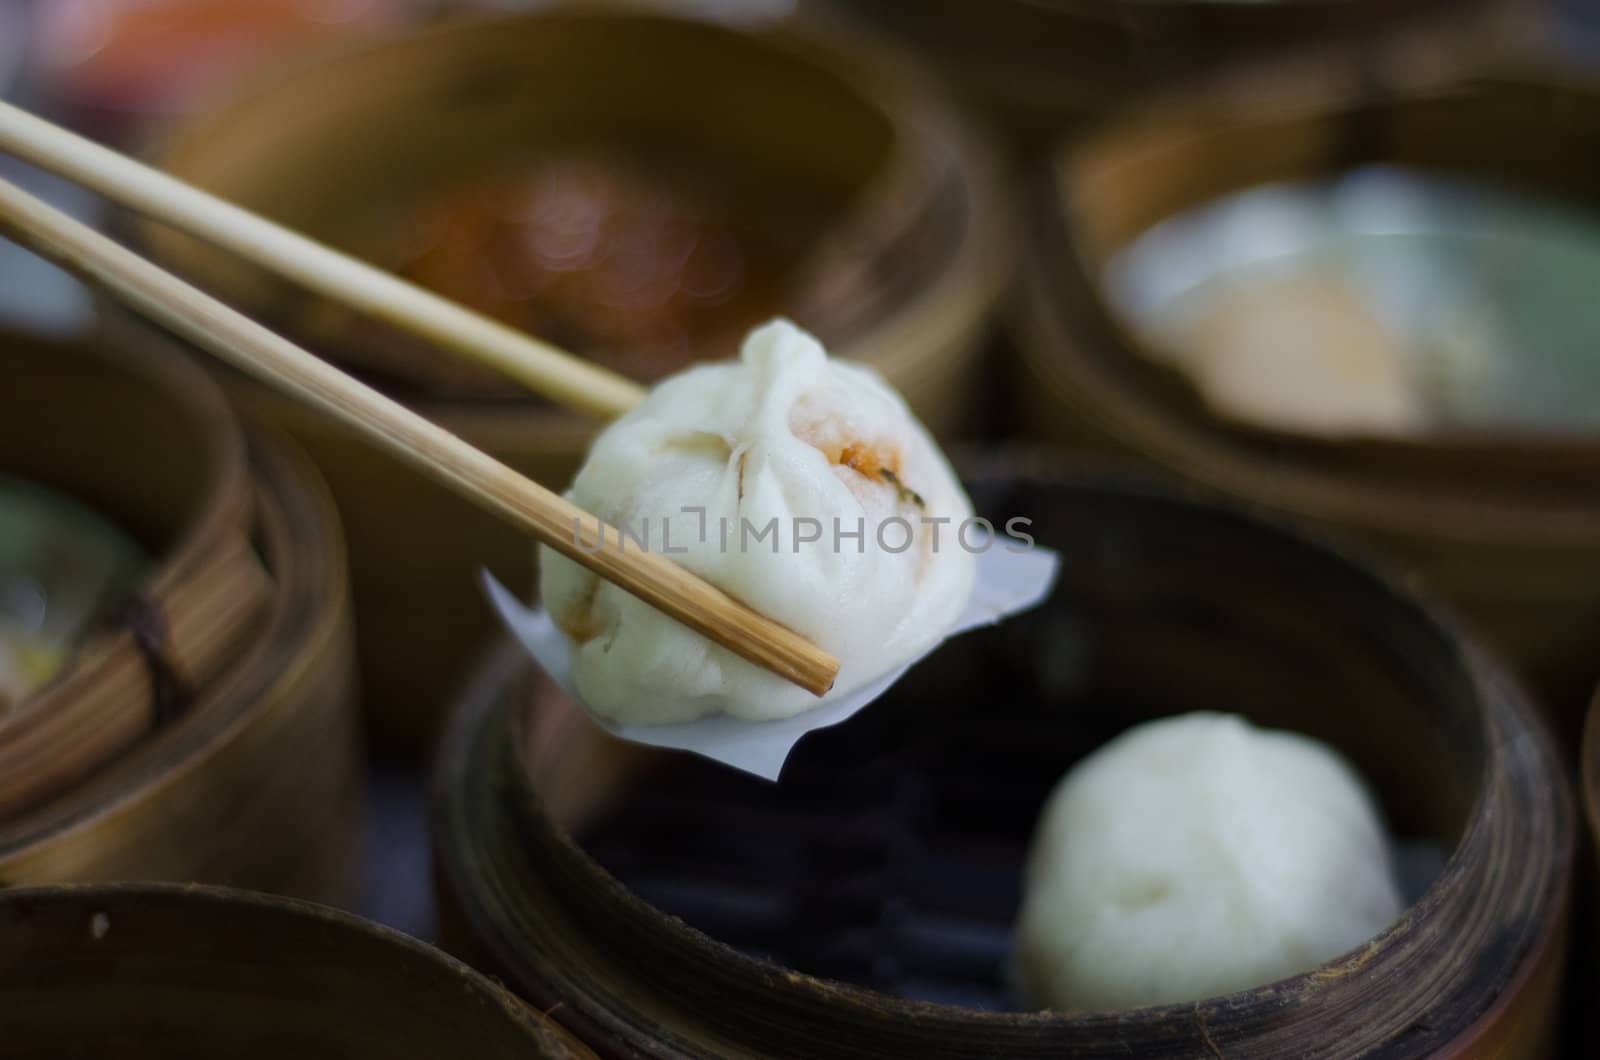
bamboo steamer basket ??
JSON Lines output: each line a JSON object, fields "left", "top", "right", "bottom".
{"left": 0, "top": 334, "right": 363, "bottom": 903}
{"left": 433, "top": 468, "right": 1572, "bottom": 1058}
{"left": 1012, "top": 35, "right": 1600, "bottom": 740}
{"left": 0, "top": 883, "right": 596, "bottom": 1058}
{"left": 846, "top": 0, "right": 1474, "bottom": 149}
{"left": 0, "top": 331, "right": 265, "bottom": 816}
{"left": 136, "top": 3, "right": 1010, "bottom": 752}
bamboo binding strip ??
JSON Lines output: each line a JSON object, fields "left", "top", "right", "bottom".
{"left": 0, "top": 333, "right": 363, "bottom": 905}
{"left": 0, "top": 332, "right": 269, "bottom": 819}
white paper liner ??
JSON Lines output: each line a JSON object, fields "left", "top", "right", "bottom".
{"left": 483, "top": 538, "right": 1060, "bottom": 781}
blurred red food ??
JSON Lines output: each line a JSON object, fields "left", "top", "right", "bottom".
{"left": 388, "top": 155, "right": 783, "bottom": 388}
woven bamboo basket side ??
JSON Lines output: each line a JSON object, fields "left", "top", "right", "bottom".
{"left": 0, "top": 333, "right": 266, "bottom": 818}
{"left": 0, "top": 435, "right": 365, "bottom": 907}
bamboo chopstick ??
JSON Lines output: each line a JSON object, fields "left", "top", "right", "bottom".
{"left": 0, "top": 176, "right": 838, "bottom": 698}
{"left": 0, "top": 100, "right": 646, "bottom": 419}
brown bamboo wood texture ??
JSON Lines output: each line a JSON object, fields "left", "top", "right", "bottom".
{"left": 433, "top": 471, "right": 1574, "bottom": 1059}
{"left": 1013, "top": 37, "right": 1600, "bottom": 737}
{"left": 0, "top": 883, "right": 597, "bottom": 1058}
{"left": 0, "top": 333, "right": 267, "bottom": 818}
{"left": 0, "top": 427, "right": 364, "bottom": 907}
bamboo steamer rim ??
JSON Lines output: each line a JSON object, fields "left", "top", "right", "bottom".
{"left": 439, "top": 614, "right": 1568, "bottom": 1056}
{"left": 0, "top": 881, "right": 597, "bottom": 1058}
{"left": 142, "top": 0, "right": 1012, "bottom": 419}
{"left": 0, "top": 434, "right": 353, "bottom": 898}
{"left": 0, "top": 333, "right": 270, "bottom": 818}
{"left": 1582, "top": 686, "right": 1600, "bottom": 854}
{"left": 434, "top": 470, "right": 1574, "bottom": 1058}
{"left": 0, "top": 330, "right": 252, "bottom": 636}
{"left": 1017, "top": 28, "right": 1600, "bottom": 547}
{"left": 0, "top": 535, "right": 271, "bottom": 815}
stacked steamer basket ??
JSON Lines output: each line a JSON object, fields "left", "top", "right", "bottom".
{"left": 0, "top": 331, "right": 362, "bottom": 902}
{"left": 433, "top": 467, "right": 1572, "bottom": 1058}
{"left": 135, "top": 2, "right": 1011, "bottom": 751}
{"left": 1012, "top": 33, "right": 1600, "bottom": 739}
{"left": 845, "top": 0, "right": 1473, "bottom": 147}
{"left": 0, "top": 883, "right": 596, "bottom": 1058}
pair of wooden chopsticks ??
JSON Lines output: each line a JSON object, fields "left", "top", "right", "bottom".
{"left": 0, "top": 101, "right": 839, "bottom": 698}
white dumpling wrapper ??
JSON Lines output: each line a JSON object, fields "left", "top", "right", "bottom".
{"left": 1167, "top": 274, "right": 1424, "bottom": 437}
{"left": 1014, "top": 712, "right": 1404, "bottom": 1013}
{"left": 538, "top": 319, "right": 977, "bottom": 724}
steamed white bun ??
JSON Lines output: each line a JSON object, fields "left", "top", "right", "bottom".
{"left": 1015, "top": 712, "right": 1403, "bottom": 1012}
{"left": 539, "top": 319, "right": 975, "bottom": 724}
